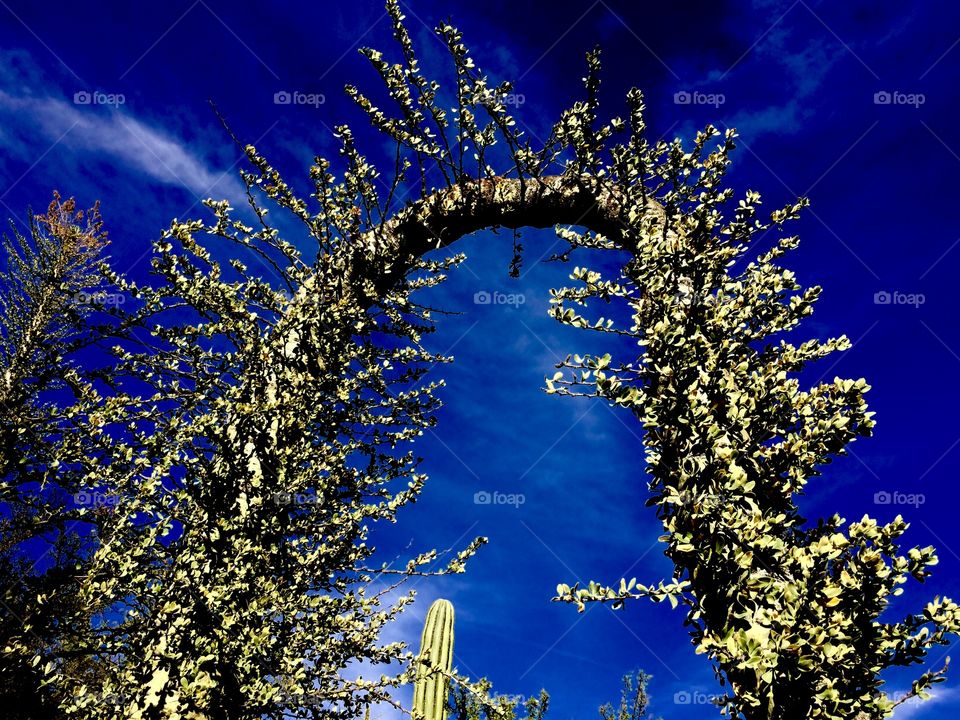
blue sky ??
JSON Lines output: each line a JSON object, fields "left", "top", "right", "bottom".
{"left": 1, "top": 1, "right": 960, "bottom": 718}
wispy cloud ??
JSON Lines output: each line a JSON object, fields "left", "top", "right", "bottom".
{"left": 677, "top": 1, "right": 847, "bottom": 141}
{"left": 0, "top": 50, "right": 244, "bottom": 206}
{"left": 0, "top": 89, "right": 245, "bottom": 203}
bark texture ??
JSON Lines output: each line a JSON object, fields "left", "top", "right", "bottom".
{"left": 354, "top": 175, "right": 663, "bottom": 296}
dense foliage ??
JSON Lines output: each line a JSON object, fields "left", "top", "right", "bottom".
{"left": 0, "top": 2, "right": 956, "bottom": 719}
{"left": 546, "top": 63, "right": 958, "bottom": 720}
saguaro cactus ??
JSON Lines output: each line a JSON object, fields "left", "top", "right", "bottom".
{"left": 413, "top": 598, "right": 455, "bottom": 720}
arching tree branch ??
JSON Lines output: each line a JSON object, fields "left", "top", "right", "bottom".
{"left": 356, "top": 175, "right": 664, "bottom": 297}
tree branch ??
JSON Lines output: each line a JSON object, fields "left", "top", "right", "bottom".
{"left": 355, "top": 175, "right": 663, "bottom": 297}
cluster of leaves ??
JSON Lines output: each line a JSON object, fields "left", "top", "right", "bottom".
{"left": 0, "top": 195, "right": 125, "bottom": 717}
{"left": 599, "top": 671, "right": 659, "bottom": 720}
{"left": 449, "top": 681, "right": 549, "bottom": 720}
{"left": 55, "top": 196, "right": 489, "bottom": 720}
{"left": 0, "top": 195, "right": 483, "bottom": 718}
{"left": 446, "top": 671, "right": 654, "bottom": 720}
{"left": 544, "top": 89, "right": 959, "bottom": 719}
{"left": 0, "top": 7, "right": 512, "bottom": 713}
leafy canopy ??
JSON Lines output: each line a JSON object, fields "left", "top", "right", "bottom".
{"left": 0, "top": 3, "right": 956, "bottom": 720}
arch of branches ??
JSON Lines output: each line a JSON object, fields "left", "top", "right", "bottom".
{"left": 2, "top": 3, "right": 957, "bottom": 720}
